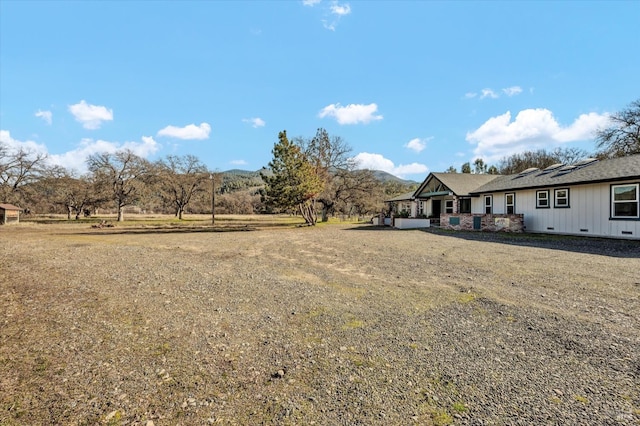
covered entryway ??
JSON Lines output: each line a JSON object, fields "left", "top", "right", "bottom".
{"left": 431, "top": 199, "right": 441, "bottom": 218}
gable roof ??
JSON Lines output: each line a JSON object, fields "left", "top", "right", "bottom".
{"left": 470, "top": 154, "right": 640, "bottom": 194}
{"left": 414, "top": 172, "right": 500, "bottom": 198}
{"left": 0, "top": 204, "right": 22, "bottom": 211}
{"left": 385, "top": 191, "right": 415, "bottom": 202}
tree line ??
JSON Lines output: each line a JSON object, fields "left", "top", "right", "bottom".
{"left": 445, "top": 147, "right": 590, "bottom": 175}
{"left": 0, "top": 130, "right": 409, "bottom": 222}
{"left": 0, "top": 150, "right": 218, "bottom": 221}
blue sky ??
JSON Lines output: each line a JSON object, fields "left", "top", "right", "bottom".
{"left": 1, "top": 1, "right": 638, "bottom": 179}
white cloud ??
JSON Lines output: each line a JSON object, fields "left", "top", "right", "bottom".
{"left": 157, "top": 122, "right": 211, "bottom": 140}
{"left": 315, "top": 1, "right": 350, "bottom": 30}
{"left": 230, "top": 159, "right": 248, "bottom": 166}
{"left": 68, "top": 100, "right": 113, "bottom": 129}
{"left": 319, "top": 103, "right": 383, "bottom": 125}
{"left": 352, "top": 152, "right": 428, "bottom": 178}
{"left": 124, "top": 136, "right": 160, "bottom": 157}
{"left": 51, "top": 136, "right": 159, "bottom": 173}
{"left": 480, "top": 89, "right": 499, "bottom": 99}
{"left": 503, "top": 86, "right": 523, "bottom": 97}
{"left": 554, "top": 112, "right": 610, "bottom": 142}
{"left": 35, "top": 110, "right": 52, "bottom": 125}
{"left": 1, "top": 130, "right": 159, "bottom": 174}
{"left": 405, "top": 137, "right": 430, "bottom": 153}
{"left": 242, "top": 117, "right": 266, "bottom": 128}
{"left": 330, "top": 2, "right": 351, "bottom": 15}
{"left": 0, "top": 130, "right": 48, "bottom": 156}
{"left": 466, "top": 108, "right": 609, "bottom": 162}
{"left": 50, "top": 136, "right": 159, "bottom": 173}
{"left": 466, "top": 86, "right": 524, "bottom": 100}
{"left": 322, "top": 21, "right": 337, "bottom": 31}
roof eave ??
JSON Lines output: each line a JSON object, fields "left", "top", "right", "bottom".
{"left": 470, "top": 174, "right": 640, "bottom": 195}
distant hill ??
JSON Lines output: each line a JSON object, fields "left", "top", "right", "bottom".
{"left": 219, "top": 169, "right": 264, "bottom": 193}
{"left": 218, "top": 168, "right": 417, "bottom": 193}
{"left": 370, "top": 170, "right": 418, "bottom": 185}
{"left": 222, "top": 169, "right": 262, "bottom": 176}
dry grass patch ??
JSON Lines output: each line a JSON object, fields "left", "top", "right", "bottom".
{"left": 1, "top": 221, "right": 639, "bottom": 425}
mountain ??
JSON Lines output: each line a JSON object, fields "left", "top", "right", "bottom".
{"left": 222, "top": 169, "right": 262, "bottom": 176}
{"left": 219, "top": 169, "right": 264, "bottom": 193}
{"left": 218, "top": 168, "right": 418, "bottom": 193}
{"left": 370, "top": 170, "right": 418, "bottom": 185}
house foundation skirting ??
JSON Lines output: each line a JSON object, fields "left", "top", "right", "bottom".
{"left": 441, "top": 213, "right": 524, "bottom": 232}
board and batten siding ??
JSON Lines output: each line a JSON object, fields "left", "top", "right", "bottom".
{"left": 471, "top": 180, "right": 640, "bottom": 239}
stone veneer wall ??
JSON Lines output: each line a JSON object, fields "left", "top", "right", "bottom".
{"left": 441, "top": 213, "right": 524, "bottom": 233}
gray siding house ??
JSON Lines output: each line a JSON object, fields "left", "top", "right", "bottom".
{"left": 469, "top": 155, "right": 640, "bottom": 239}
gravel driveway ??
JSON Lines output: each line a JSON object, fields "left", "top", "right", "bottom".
{"left": 1, "top": 222, "right": 639, "bottom": 425}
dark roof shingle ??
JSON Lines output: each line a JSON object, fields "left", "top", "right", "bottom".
{"left": 470, "top": 155, "right": 640, "bottom": 194}
{"left": 415, "top": 173, "right": 500, "bottom": 197}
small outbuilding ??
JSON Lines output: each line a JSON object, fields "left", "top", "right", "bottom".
{"left": 0, "top": 204, "right": 22, "bottom": 225}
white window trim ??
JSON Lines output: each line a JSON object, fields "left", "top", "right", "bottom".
{"left": 484, "top": 195, "right": 493, "bottom": 214}
{"left": 445, "top": 199, "right": 454, "bottom": 214}
{"left": 554, "top": 188, "right": 570, "bottom": 208}
{"left": 505, "top": 193, "right": 515, "bottom": 215}
{"left": 611, "top": 183, "right": 640, "bottom": 219}
{"left": 536, "top": 190, "right": 550, "bottom": 209}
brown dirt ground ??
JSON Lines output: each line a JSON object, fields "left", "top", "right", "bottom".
{"left": 1, "top": 218, "right": 639, "bottom": 425}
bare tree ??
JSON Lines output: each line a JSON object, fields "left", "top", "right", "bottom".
{"left": 0, "top": 142, "right": 48, "bottom": 206}
{"left": 299, "top": 128, "right": 355, "bottom": 222}
{"left": 553, "top": 147, "right": 589, "bottom": 164}
{"left": 332, "top": 169, "right": 381, "bottom": 218}
{"left": 216, "top": 191, "right": 260, "bottom": 214}
{"left": 30, "top": 167, "right": 103, "bottom": 219}
{"left": 87, "top": 150, "right": 150, "bottom": 221}
{"left": 595, "top": 98, "right": 640, "bottom": 158}
{"left": 64, "top": 176, "right": 103, "bottom": 219}
{"left": 155, "top": 155, "right": 209, "bottom": 219}
{"left": 497, "top": 147, "right": 589, "bottom": 174}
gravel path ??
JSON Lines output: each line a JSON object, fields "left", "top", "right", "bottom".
{"left": 1, "top": 222, "right": 639, "bottom": 425}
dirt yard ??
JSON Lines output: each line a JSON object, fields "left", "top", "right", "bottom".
{"left": 1, "top": 219, "right": 639, "bottom": 425}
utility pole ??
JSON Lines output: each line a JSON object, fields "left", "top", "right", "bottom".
{"left": 210, "top": 173, "right": 215, "bottom": 225}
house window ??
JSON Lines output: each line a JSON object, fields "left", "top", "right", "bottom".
{"left": 554, "top": 188, "right": 569, "bottom": 208}
{"left": 484, "top": 195, "right": 493, "bottom": 214}
{"left": 611, "top": 184, "right": 639, "bottom": 218}
{"left": 505, "top": 193, "right": 515, "bottom": 214}
{"left": 459, "top": 198, "right": 471, "bottom": 214}
{"left": 445, "top": 200, "right": 454, "bottom": 214}
{"left": 536, "top": 190, "right": 550, "bottom": 208}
